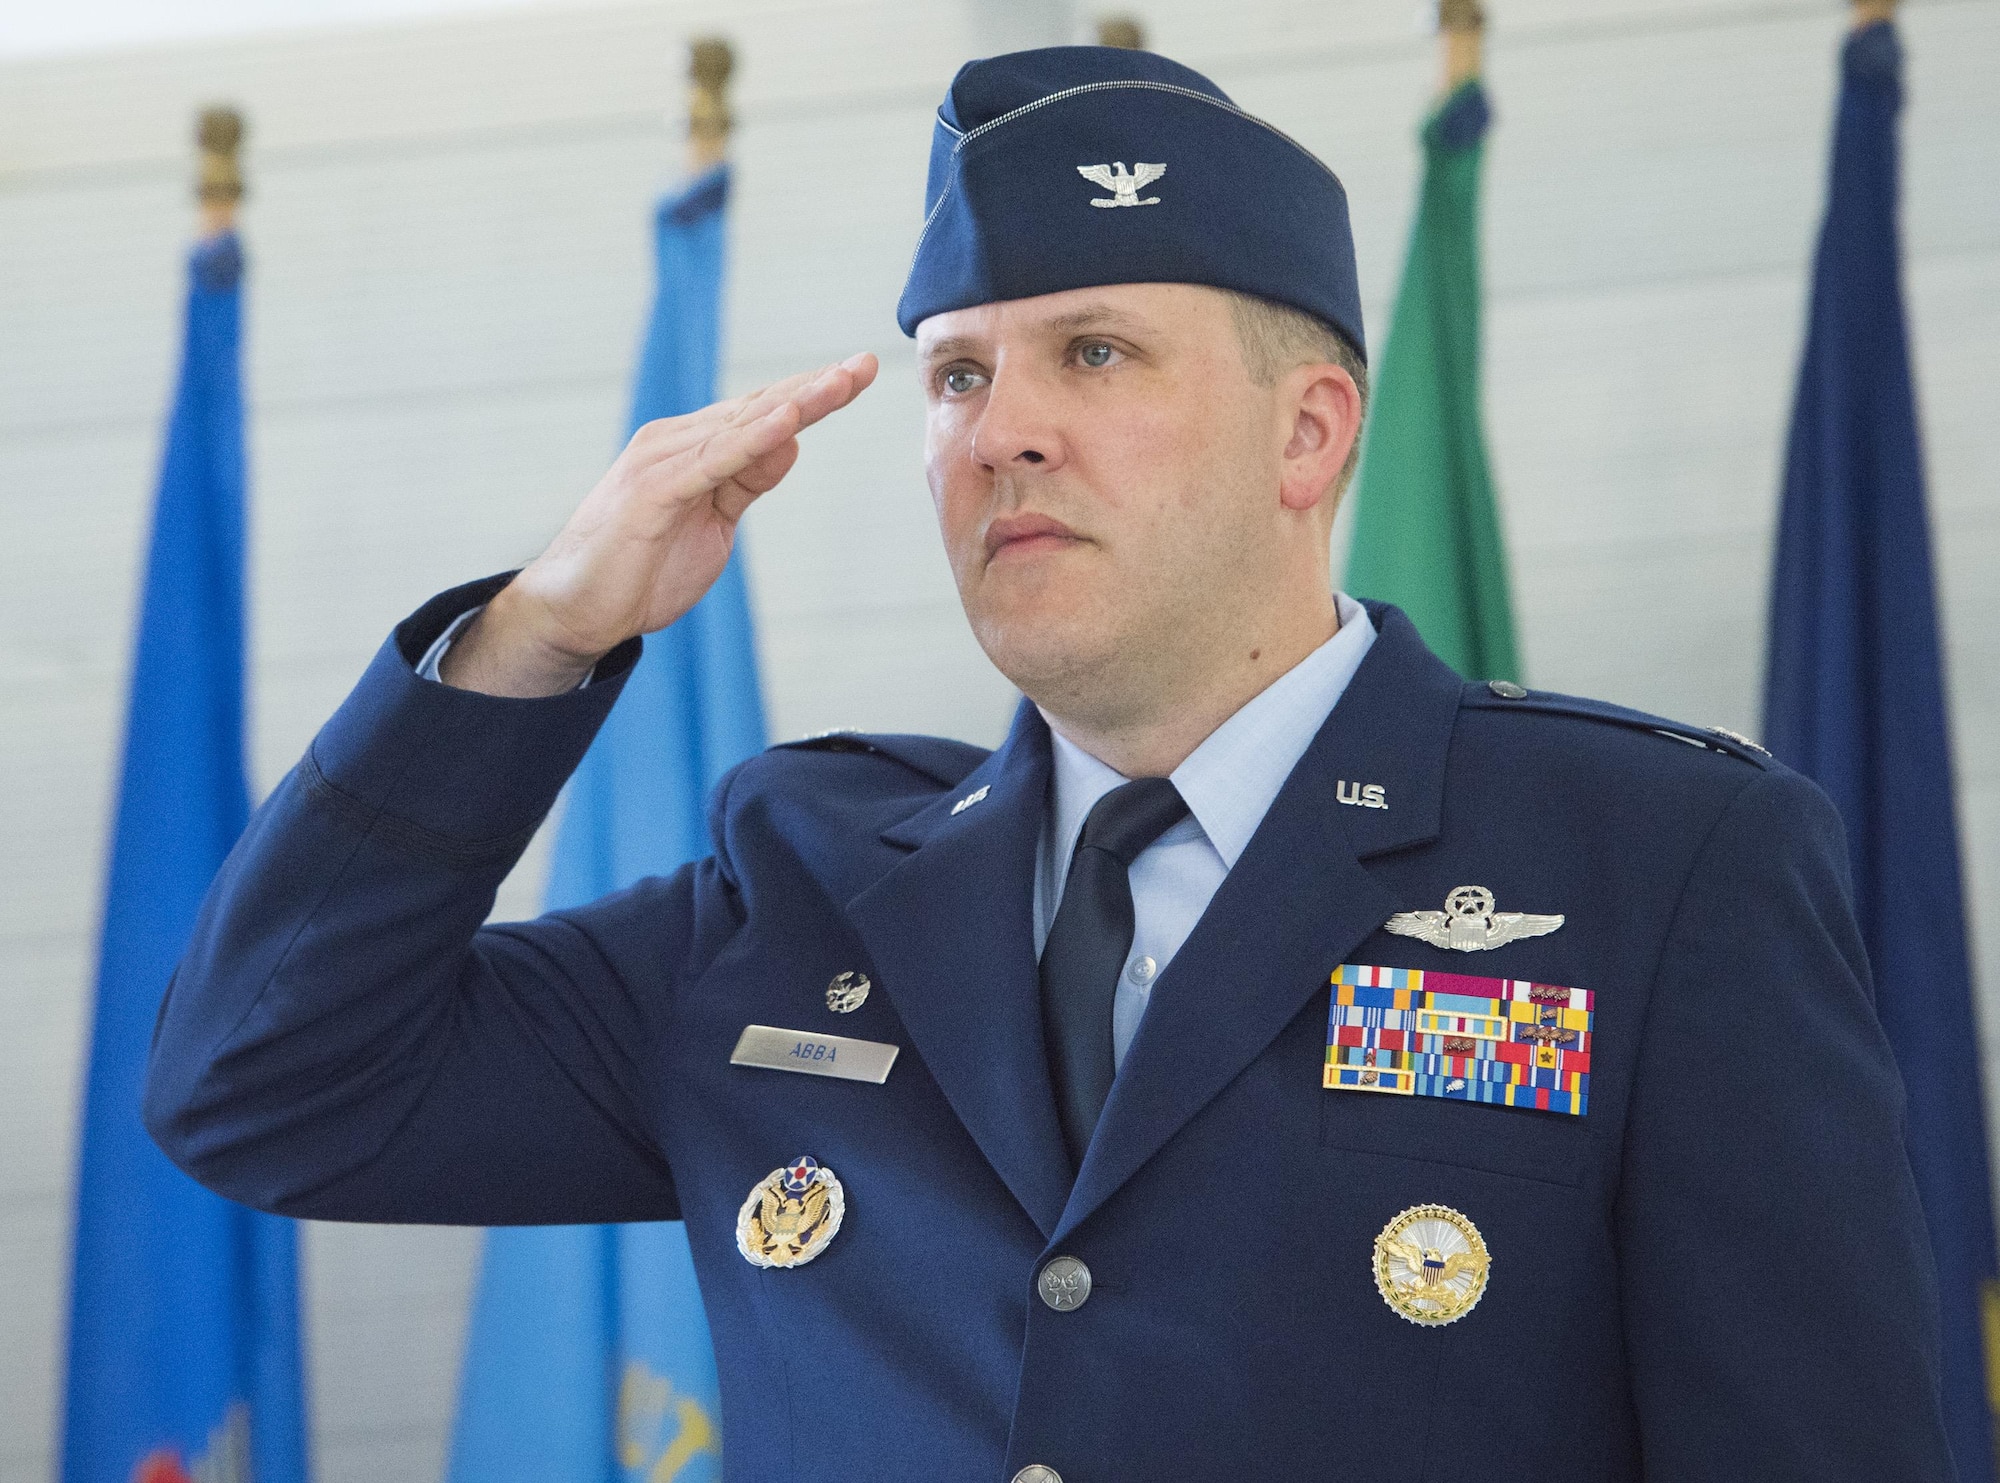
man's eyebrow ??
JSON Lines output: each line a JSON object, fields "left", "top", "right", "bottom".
{"left": 1042, "top": 304, "right": 1153, "bottom": 336}
{"left": 918, "top": 304, "right": 1155, "bottom": 364}
{"left": 918, "top": 335, "right": 985, "bottom": 365}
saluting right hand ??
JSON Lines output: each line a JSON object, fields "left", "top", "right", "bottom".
{"left": 441, "top": 352, "right": 879, "bottom": 697}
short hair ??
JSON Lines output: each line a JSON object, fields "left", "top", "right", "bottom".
{"left": 1225, "top": 289, "right": 1371, "bottom": 496}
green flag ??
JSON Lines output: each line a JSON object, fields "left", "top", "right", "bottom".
{"left": 1344, "top": 78, "right": 1519, "bottom": 683}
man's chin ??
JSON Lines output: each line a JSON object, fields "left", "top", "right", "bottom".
{"left": 965, "top": 606, "right": 1124, "bottom": 711}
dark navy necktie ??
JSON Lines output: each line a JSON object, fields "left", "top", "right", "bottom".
{"left": 1040, "top": 777, "right": 1191, "bottom": 1168}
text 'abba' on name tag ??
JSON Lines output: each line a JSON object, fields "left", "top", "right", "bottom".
{"left": 730, "top": 1025, "right": 899, "bottom": 1084}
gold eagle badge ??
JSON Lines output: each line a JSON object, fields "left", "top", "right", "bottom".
{"left": 736, "top": 1156, "right": 846, "bottom": 1268}
{"left": 1374, "top": 1203, "right": 1491, "bottom": 1326}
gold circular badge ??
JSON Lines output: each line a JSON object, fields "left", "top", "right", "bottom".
{"left": 1373, "top": 1203, "right": 1491, "bottom": 1326}
{"left": 737, "top": 1156, "right": 845, "bottom": 1269}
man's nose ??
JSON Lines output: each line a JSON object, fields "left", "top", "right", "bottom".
{"left": 969, "top": 368, "right": 1063, "bottom": 471}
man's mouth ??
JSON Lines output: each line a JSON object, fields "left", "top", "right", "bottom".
{"left": 984, "top": 512, "right": 1082, "bottom": 562}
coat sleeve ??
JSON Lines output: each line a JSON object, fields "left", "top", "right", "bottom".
{"left": 1616, "top": 765, "right": 1954, "bottom": 1477}
{"left": 143, "top": 576, "right": 734, "bottom": 1226}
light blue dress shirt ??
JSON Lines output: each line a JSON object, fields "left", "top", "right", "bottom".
{"left": 1034, "top": 592, "right": 1377, "bottom": 1071}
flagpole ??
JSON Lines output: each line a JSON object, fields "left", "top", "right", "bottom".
{"left": 1439, "top": 0, "right": 1484, "bottom": 91}
{"left": 687, "top": 37, "right": 732, "bottom": 173}
{"left": 447, "top": 35, "right": 744, "bottom": 1483}
{"left": 67, "top": 97, "right": 309, "bottom": 1483}
{"left": 195, "top": 107, "right": 243, "bottom": 239}
{"left": 1343, "top": 0, "right": 1519, "bottom": 680}
{"left": 1761, "top": 1, "right": 1999, "bottom": 1473}
{"left": 1096, "top": 15, "right": 1146, "bottom": 49}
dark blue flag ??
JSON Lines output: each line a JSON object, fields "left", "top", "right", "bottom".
{"left": 1762, "top": 21, "right": 1997, "bottom": 1479}
{"left": 63, "top": 233, "right": 308, "bottom": 1483}
{"left": 448, "top": 163, "right": 746, "bottom": 1483}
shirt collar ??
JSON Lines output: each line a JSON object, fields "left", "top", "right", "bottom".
{"left": 1043, "top": 592, "right": 1378, "bottom": 870}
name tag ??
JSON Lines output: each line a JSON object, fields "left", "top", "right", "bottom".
{"left": 730, "top": 1025, "right": 900, "bottom": 1084}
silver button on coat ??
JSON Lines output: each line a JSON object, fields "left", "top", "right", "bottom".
{"left": 1013, "top": 1467, "right": 1063, "bottom": 1483}
{"left": 1037, "top": 1255, "right": 1092, "bottom": 1311}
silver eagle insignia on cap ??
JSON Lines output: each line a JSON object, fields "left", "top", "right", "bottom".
{"left": 1077, "top": 161, "right": 1165, "bottom": 207}
{"left": 1385, "top": 886, "right": 1563, "bottom": 953}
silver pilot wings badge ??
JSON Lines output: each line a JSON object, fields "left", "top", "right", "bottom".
{"left": 1078, "top": 161, "right": 1166, "bottom": 207}
{"left": 1385, "top": 886, "right": 1564, "bottom": 953}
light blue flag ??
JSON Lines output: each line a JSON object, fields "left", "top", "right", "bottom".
{"left": 63, "top": 232, "right": 309, "bottom": 1483}
{"left": 448, "top": 163, "right": 749, "bottom": 1483}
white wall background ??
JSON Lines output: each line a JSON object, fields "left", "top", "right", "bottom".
{"left": 2, "top": 0, "right": 1996, "bottom": 1479}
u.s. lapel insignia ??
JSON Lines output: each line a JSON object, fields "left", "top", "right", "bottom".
{"left": 1374, "top": 1204, "right": 1490, "bottom": 1326}
{"left": 1385, "top": 886, "right": 1563, "bottom": 952}
{"left": 737, "top": 1156, "right": 846, "bottom": 1269}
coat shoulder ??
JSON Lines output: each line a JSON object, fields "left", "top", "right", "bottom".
{"left": 709, "top": 730, "right": 991, "bottom": 858}
{"left": 763, "top": 729, "right": 991, "bottom": 787}
{"left": 698, "top": 730, "right": 992, "bottom": 897}
{"left": 1458, "top": 681, "right": 1778, "bottom": 775}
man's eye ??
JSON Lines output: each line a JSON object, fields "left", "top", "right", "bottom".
{"left": 1078, "top": 342, "right": 1116, "bottom": 368}
{"left": 942, "top": 368, "right": 985, "bottom": 395}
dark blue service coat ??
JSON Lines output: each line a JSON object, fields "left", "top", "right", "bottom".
{"left": 146, "top": 575, "right": 1953, "bottom": 1480}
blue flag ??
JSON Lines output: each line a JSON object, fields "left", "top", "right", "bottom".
{"left": 64, "top": 233, "right": 308, "bottom": 1483}
{"left": 448, "top": 163, "right": 750, "bottom": 1483}
{"left": 1761, "top": 22, "right": 1997, "bottom": 1480}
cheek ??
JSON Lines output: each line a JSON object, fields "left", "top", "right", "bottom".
{"left": 1101, "top": 374, "right": 1231, "bottom": 474}
{"left": 924, "top": 414, "right": 983, "bottom": 567}
{"left": 1078, "top": 398, "right": 1231, "bottom": 530}
{"left": 1103, "top": 415, "right": 1267, "bottom": 584}
{"left": 1160, "top": 388, "right": 1267, "bottom": 497}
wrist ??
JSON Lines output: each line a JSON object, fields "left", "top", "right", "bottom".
{"left": 438, "top": 583, "right": 606, "bottom": 697}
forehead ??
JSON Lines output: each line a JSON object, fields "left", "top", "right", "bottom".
{"left": 915, "top": 282, "right": 1231, "bottom": 359}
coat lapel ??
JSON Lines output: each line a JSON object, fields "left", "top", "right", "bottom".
{"left": 847, "top": 701, "right": 1074, "bottom": 1239}
{"left": 1054, "top": 607, "right": 1466, "bottom": 1242}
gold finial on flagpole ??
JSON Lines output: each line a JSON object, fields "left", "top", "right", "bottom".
{"left": 1851, "top": 0, "right": 1896, "bottom": 27}
{"left": 1438, "top": 0, "right": 1485, "bottom": 91}
{"left": 1096, "top": 16, "right": 1146, "bottom": 49}
{"left": 195, "top": 106, "right": 245, "bottom": 237}
{"left": 688, "top": 37, "right": 734, "bottom": 171}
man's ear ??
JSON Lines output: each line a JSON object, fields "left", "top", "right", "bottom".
{"left": 1276, "top": 363, "right": 1362, "bottom": 514}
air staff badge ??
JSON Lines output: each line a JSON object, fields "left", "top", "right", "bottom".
{"left": 737, "top": 1156, "right": 845, "bottom": 1269}
{"left": 1373, "top": 1203, "right": 1491, "bottom": 1326}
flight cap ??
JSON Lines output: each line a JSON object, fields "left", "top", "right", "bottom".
{"left": 897, "top": 45, "right": 1365, "bottom": 359}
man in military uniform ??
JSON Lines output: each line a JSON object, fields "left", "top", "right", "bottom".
{"left": 147, "top": 46, "right": 1953, "bottom": 1480}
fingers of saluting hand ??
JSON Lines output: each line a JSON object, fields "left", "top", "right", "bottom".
{"left": 639, "top": 353, "right": 879, "bottom": 462}
{"left": 680, "top": 402, "right": 804, "bottom": 517}
{"left": 710, "top": 437, "right": 804, "bottom": 524}
{"left": 788, "top": 351, "right": 879, "bottom": 432}
{"left": 642, "top": 352, "right": 877, "bottom": 516}
{"left": 732, "top": 351, "right": 877, "bottom": 434}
